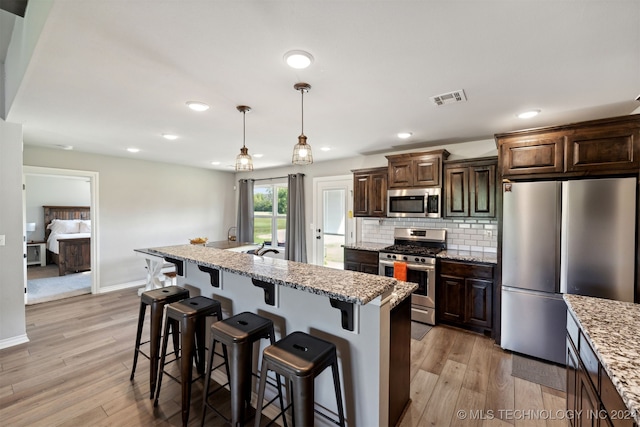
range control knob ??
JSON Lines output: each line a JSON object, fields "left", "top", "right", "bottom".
{"left": 421, "top": 258, "right": 426, "bottom": 262}
{"left": 414, "top": 257, "right": 420, "bottom": 262}
{"left": 402, "top": 256, "right": 408, "bottom": 261}
{"left": 386, "top": 254, "right": 392, "bottom": 259}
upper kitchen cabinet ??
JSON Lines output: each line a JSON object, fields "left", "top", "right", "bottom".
{"left": 386, "top": 150, "right": 450, "bottom": 188}
{"left": 496, "top": 114, "right": 640, "bottom": 179}
{"left": 444, "top": 157, "right": 497, "bottom": 218}
{"left": 353, "top": 167, "right": 387, "bottom": 217}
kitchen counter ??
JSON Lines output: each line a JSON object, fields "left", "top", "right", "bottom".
{"left": 343, "top": 242, "right": 390, "bottom": 252}
{"left": 204, "top": 240, "right": 257, "bottom": 250}
{"left": 343, "top": 242, "right": 498, "bottom": 264}
{"left": 564, "top": 294, "right": 640, "bottom": 424}
{"left": 437, "top": 250, "right": 497, "bottom": 264}
{"left": 138, "top": 244, "right": 410, "bottom": 426}
{"left": 146, "top": 244, "right": 397, "bottom": 305}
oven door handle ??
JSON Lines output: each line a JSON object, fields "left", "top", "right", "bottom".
{"left": 378, "top": 260, "right": 434, "bottom": 271}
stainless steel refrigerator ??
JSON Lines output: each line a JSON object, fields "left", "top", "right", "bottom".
{"left": 501, "top": 177, "right": 636, "bottom": 364}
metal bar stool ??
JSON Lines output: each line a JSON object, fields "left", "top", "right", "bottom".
{"left": 254, "top": 331, "right": 346, "bottom": 427}
{"left": 130, "top": 286, "right": 189, "bottom": 399}
{"left": 201, "top": 311, "right": 288, "bottom": 427}
{"left": 154, "top": 296, "right": 223, "bottom": 427}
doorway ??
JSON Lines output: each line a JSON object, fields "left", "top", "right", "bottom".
{"left": 23, "top": 166, "right": 99, "bottom": 303}
{"left": 312, "top": 176, "right": 354, "bottom": 268}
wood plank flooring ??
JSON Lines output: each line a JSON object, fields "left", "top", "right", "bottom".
{"left": 0, "top": 288, "right": 567, "bottom": 426}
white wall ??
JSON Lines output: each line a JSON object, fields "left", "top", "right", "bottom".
{"left": 25, "top": 175, "right": 91, "bottom": 242}
{"left": 23, "top": 146, "right": 237, "bottom": 290}
{"left": 0, "top": 119, "right": 27, "bottom": 348}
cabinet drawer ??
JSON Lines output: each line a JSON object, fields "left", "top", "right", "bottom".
{"left": 344, "top": 248, "right": 378, "bottom": 265}
{"left": 439, "top": 261, "right": 493, "bottom": 279}
{"left": 579, "top": 332, "right": 600, "bottom": 392}
{"left": 566, "top": 312, "right": 579, "bottom": 347}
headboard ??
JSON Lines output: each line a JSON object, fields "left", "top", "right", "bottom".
{"left": 44, "top": 206, "right": 90, "bottom": 240}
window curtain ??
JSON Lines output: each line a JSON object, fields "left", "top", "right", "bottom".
{"left": 237, "top": 179, "right": 254, "bottom": 243}
{"left": 285, "top": 173, "right": 307, "bottom": 262}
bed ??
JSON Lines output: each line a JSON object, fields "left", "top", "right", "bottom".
{"left": 44, "top": 206, "right": 91, "bottom": 276}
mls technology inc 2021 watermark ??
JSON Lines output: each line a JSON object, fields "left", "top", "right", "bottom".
{"left": 455, "top": 409, "right": 634, "bottom": 421}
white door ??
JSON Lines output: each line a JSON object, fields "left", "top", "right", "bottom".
{"left": 312, "top": 176, "right": 354, "bottom": 268}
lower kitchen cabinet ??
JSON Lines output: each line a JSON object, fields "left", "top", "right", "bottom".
{"left": 437, "top": 260, "right": 494, "bottom": 336}
{"left": 344, "top": 247, "right": 379, "bottom": 275}
{"left": 566, "top": 311, "right": 635, "bottom": 427}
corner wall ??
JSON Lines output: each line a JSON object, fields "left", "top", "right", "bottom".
{"left": 0, "top": 119, "right": 27, "bottom": 348}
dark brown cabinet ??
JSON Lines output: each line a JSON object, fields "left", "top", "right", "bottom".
{"left": 386, "top": 149, "right": 449, "bottom": 188}
{"left": 344, "top": 248, "right": 379, "bottom": 275}
{"left": 352, "top": 167, "right": 387, "bottom": 217}
{"left": 566, "top": 312, "right": 635, "bottom": 427}
{"left": 444, "top": 157, "right": 497, "bottom": 218}
{"left": 497, "top": 114, "right": 640, "bottom": 179}
{"left": 437, "top": 260, "right": 494, "bottom": 335}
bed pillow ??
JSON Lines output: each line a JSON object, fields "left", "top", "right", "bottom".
{"left": 79, "top": 220, "right": 91, "bottom": 233}
{"left": 47, "top": 219, "right": 81, "bottom": 234}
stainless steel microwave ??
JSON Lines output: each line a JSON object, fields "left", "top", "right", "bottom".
{"left": 387, "top": 188, "right": 441, "bottom": 218}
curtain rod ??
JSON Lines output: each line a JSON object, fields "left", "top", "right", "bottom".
{"left": 252, "top": 176, "right": 288, "bottom": 182}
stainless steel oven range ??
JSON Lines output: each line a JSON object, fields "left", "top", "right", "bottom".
{"left": 379, "top": 228, "right": 446, "bottom": 325}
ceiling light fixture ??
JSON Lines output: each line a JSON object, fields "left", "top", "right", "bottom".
{"left": 162, "top": 133, "right": 178, "bottom": 140}
{"left": 517, "top": 109, "right": 541, "bottom": 119}
{"left": 292, "top": 82, "right": 313, "bottom": 165}
{"left": 320, "top": 146, "right": 331, "bottom": 152}
{"left": 211, "top": 161, "right": 221, "bottom": 166}
{"left": 55, "top": 144, "right": 74, "bottom": 150}
{"left": 284, "top": 50, "right": 314, "bottom": 69}
{"left": 186, "top": 101, "right": 210, "bottom": 112}
{"left": 397, "top": 132, "right": 412, "bottom": 139}
{"left": 253, "top": 154, "right": 264, "bottom": 158}
{"left": 127, "top": 147, "right": 140, "bottom": 153}
{"left": 235, "top": 105, "right": 253, "bottom": 172}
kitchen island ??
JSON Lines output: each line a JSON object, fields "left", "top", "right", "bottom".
{"left": 564, "top": 294, "right": 640, "bottom": 426}
{"left": 139, "top": 244, "right": 416, "bottom": 427}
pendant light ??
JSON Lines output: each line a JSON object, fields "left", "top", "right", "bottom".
{"left": 292, "top": 82, "right": 313, "bottom": 165}
{"left": 235, "top": 105, "right": 253, "bottom": 171}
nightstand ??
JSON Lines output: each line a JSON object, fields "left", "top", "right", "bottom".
{"left": 26, "top": 241, "right": 46, "bottom": 267}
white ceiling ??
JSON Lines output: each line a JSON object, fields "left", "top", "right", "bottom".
{"left": 5, "top": 1, "right": 640, "bottom": 171}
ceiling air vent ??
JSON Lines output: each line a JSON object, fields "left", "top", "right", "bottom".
{"left": 430, "top": 89, "right": 467, "bottom": 106}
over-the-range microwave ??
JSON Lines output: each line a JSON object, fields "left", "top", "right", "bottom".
{"left": 387, "top": 187, "right": 441, "bottom": 218}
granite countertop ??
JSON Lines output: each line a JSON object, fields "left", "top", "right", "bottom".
{"left": 205, "top": 240, "right": 257, "bottom": 250}
{"left": 437, "top": 250, "right": 497, "bottom": 264}
{"left": 343, "top": 242, "right": 391, "bottom": 252}
{"left": 343, "top": 242, "right": 498, "bottom": 265}
{"left": 143, "top": 244, "right": 399, "bottom": 305}
{"left": 390, "top": 281, "right": 418, "bottom": 310}
{"left": 564, "top": 294, "right": 640, "bottom": 424}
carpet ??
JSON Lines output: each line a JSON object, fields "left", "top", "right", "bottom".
{"left": 27, "top": 272, "right": 91, "bottom": 305}
{"left": 512, "top": 354, "right": 566, "bottom": 391}
{"left": 411, "top": 321, "right": 432, "bottom": 341}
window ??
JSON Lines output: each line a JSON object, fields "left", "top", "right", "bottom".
{"left": 253, "top": 183, "right": 287, "bottom": 246}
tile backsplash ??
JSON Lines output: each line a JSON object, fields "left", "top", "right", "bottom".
{"left": 360, "top": 217, "right": 497, "bottom": 253}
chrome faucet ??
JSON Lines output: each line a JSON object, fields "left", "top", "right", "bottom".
{"left": 258, "top": 248, "right": 280, "bottom": 256}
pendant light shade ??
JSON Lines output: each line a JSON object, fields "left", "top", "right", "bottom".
{"left": 235, "top": 105, "right": 253, "bottom": 171}
{"left": 292, "top": 82, "right": 313, "bottom": 165}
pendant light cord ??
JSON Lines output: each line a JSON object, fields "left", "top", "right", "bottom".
{"left": 242, "top": 110, "right": 246, "bottom": 148}
{"left": 300, "top": 88, "right": 305, "bottom": 135}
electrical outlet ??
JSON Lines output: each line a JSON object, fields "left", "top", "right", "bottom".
{"left": 0, "top": 235, "right": 5, "bottom": 246}
{"left": 484, "top": 230, "right": 493, "bottom": 238}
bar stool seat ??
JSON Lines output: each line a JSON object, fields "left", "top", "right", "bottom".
{"left": 254, "top": 331, "right": 346, "bottom": 427}
{"left": 130, "top": 286, "right": 189, "bottom": 399}
{"left": 154, "top": 296, "right": 223, "bottom": 427}
{"left": 201, "top": 311, "right": 287, "bottom": 427}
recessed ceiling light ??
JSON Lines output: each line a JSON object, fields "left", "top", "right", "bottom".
{"left": 284, "top": 50, "right": 314, "bottom": 69}
{"left": 186, "top": 101, "right": 210, "bottom": 112}
{"left": 517, "top": 109, "right": 541, "bottom": 119}
{"left": 253, "top": 153, "right": 264, "bottom": 158}
{"left": 55, "top": 144, "right": 74, "bottom": 150}
{"left": 397, "top": 132, "right": 412, "bottom": 139}
{"left": 127, "top": 148, "right": 140, "bottom": 153}
{"left": 211, "top": 161, "right": 221, "bottom": 165}
{"left": 320, "top": 146, "right": 331, "bottom": 152}
{"left": 162, "top": 133, "right": 178, "bottom": 140}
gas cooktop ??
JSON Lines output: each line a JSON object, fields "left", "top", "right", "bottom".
{"left": 380, "top": 244, "right": 444, "bottom": 257}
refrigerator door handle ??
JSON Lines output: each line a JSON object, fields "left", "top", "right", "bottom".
{"left": 559, "top": 181, "right": 568, "bottom": 294}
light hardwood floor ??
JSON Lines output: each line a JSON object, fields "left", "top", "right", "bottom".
{"left": 0, "top": 288, "right": 567, "bottom": 426}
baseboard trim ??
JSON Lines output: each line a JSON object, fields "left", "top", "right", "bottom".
{"left": 97, "top": 280, "right": 145, "bottom": 294}
{"left": 0, "top": 334, "right": 30, "bottom": 350}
